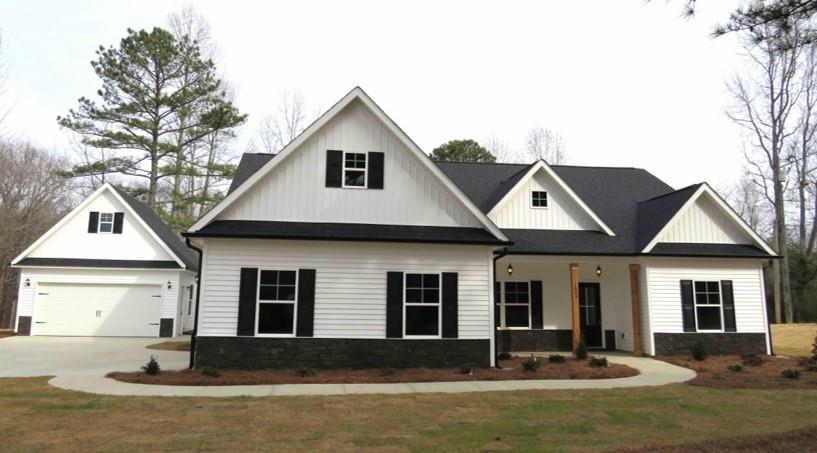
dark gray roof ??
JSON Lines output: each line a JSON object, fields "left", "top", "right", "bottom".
{"left": 228, "top": 153, "right": 275, "bottom": 194}
{"left": 636, "top": 184, "right": 702, "bottom": 250}
{"left": 17, "top": 258, "right": 182, "bottom": 269}
{"left": 185, "top": 220, "right": 507, "bottom": 245}
{"left": 649, "top": 243, "right": 770, "bottom": 258}
{"left": 112, "top": 187, "right": 199, "bottom": 270}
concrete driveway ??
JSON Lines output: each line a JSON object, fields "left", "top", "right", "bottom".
{"left": 0, "top": 336, "right": 189, "bottom": 378}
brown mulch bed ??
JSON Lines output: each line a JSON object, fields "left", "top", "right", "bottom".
{"left": 661, "top": 354, "right": 817, "bottom": 390}
{"left": 0, "top": 330, "right": 14, "bottom": 339}
{"left": 145, "top": 341, "right": 190, "bottom": 351}
{"left": 108, "top": 355, "right": 638, "bottom": 386}
{"left": 616, "top": 425, "right": 817, "bottom": 452}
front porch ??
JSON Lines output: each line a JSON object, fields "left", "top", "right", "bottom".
{"left": 494, "top": 256, "right": 645, "bottom": 356}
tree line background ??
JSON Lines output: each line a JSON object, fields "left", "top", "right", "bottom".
{"left": 3, "top": 2, "right": 817, "bottom": 328}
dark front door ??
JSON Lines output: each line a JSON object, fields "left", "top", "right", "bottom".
{"left": 578, "top": 282, "right": 602, "bottom": 348}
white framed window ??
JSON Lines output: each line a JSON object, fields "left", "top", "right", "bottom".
{"left": 343, "top": 152, "right": 367, "bottom": 188}
{"left": 98, "top": 212, "right": 115, "bottom": 233}
{"left": 404, "top": 273, "right": 441, "bottom": 337}
{"left": 255, "top": 270, "right": 298, "bottom": 336}
{"left": 531, "top": 190, "right": 548, "bottom": 208}
{"left": 501, "top": 281, "right": 530, "bottom": 328}
{"left": 694, "top": 281, "right": 723, "bottom": 332}
{"left": 187, "top": 285, "right": 194, "bottom": 315}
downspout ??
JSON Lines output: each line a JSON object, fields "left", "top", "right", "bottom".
{"left": 765, "top": 259, "right": 776, "bottom": 356}
{"left": 185, "top": 237, "right": 204, "bottom": 369}
{"left": 492, "top": 248, "right": 508, "bottom": 368}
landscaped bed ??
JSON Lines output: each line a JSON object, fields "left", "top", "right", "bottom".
{"left": 107, "top": 355, "right": 639, "bottom": 386}
{"left": 661, "top": 355, "right": 817, "bottom": 390}
{"left": 144, "top": 341, "right": 190, "bottom": 351}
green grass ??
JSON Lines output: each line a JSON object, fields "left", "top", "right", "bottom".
{"left": 0, "top": 377, "right": 816, "bottom": 451}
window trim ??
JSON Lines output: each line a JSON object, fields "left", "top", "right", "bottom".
{"left": 342, "top": 151, "right": 368, "bottom": 189}
{"left": 187, "top": 285, "right": 194, "bottom": 316}
{"left": 403, "top": 272, "right": 442, "bottom": 339}
{"left": 531, "top": 190, "right": 548, "bottom": 209}
{"left": 496, "top": 280, "right": 531, "bottom": 330}
{"left": 98, "top": 212, "right": 115, "bottom": 234}
{"left": 254, "top": 269, "right": 299, "bottom": 337}
{"left": 693, "top": 280, "right": 724, "bottom": 333}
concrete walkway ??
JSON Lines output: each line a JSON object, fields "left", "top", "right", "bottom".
{"left": 48, "top": 353, "right": 696, "bottom": 398}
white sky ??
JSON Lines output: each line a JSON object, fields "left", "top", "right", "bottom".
{"left": 0, "top": 0, "right": 748, "bottom": 189}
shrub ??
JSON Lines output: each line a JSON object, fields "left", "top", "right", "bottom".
{"left": 522, "top": 356, "right": 541, "bottom": 372}
{"left": 803, "top": 359, "right": 817, "bottom": 372}
{"left": 200, "top": 366, "right": 219, "bottom": 377}
{"left": 141, "top": 355, "right": 160, "bottom": 375}
{"left": 727, "top": 364, "right": 744, "bottom": 372}
{"left": 381, "top": 367, "right": 396, "bottom": 376}
{"left": 782, "top": 368, "right": 801, "bottom": 379}
{"left": 812, "top": 333, "right": 817, "bottom": 360}
{"left": 497, "top": 352, "right": 513, "bottom": 361}
{"left": 548, "top": 354, "right": 566, "bottom": 363}
{"left": 296, "top": 367, "right": 315, "bottom": 377}
{"left": 741, "top": 354, "right": 764, "bottom": 367}
{"left": 459, "top": 365, "right": 474, "bottom": 375}
{"left": 573, "top": 338, "right": 588, "bottom": 360}
{"left": 691, "top": 340, "right": 709, "bottom": 361}
{"left": 588, "top": 356, "right": 608, "bottom": 368}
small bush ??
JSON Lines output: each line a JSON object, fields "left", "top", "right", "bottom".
{"left": 141, "top": 355, "right": 160, "bottom": 375}
{"left": 522, "top": 356, "right": 541, "bottom": 372}
{"left": 812, "top": 333, "right": 817, "bottom": 361}
{"left": 803, "top": 359, "right": 817, "bottom": 372}
{"left": 741, "top": 354, "right": 764, "bottom": 367}
{"left": 691, "top": 340, "right": 709, "bottom": 361}
{"left": 497, "top": 352, "right": 513, "bottom": 361}
{"left": 588, "top": 356, "right": 608, "bottom": 368}
{"left": 574, "top": 338, "right": 588, "bottom": 360}
{"left": 727, "top": 364, "right": 744, "bottom": 372}
{"left": 200, "top": 366, "right": 219, "bottom": 377}
{"left": 548, "top": 354, "right": 566, "bottom": 363}
{"left": 782, "top": 368, "right": 801, "bottom": 379}
{"left": 296, "top": 367, "right": 315, "bottom": 377}
{"left": 381, "top": 367, "right": 396, "bottom": 376}
{"left": 459, "top": 365, "right": 474, "bottom": 375}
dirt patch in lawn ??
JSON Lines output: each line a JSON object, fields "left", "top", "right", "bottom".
{"left": 661, "top": 355, "right": 817, "bottom": 390}
{"left": 619, "top": 425, "right": 817, "bottom": 452}
{"left": 144, "top": 341, "right": 190, "bottom": 351}
{"left": 107, "top": 355, "right": 638, "bottom": 386}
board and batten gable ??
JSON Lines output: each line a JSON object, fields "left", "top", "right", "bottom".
{"left": 197, "top": 239, "right": 493, "bottom": 339}
{"left": 489, "top": 168, "right": 602, "bottom": 231}
{"left": 25, "top": 190, "right": 174, "bottom": 262}
{"left": 218, "top": 99, "right": 482, "bottom": 228}
{"left": 656, "top": 194, "right": 753, "bottom": 245}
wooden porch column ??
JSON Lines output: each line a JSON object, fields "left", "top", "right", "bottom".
{"left": 569, "top": 263, "right": 580, "bottom": 350}
{"left": 629, "top": 264, "right": 644, "bottom": 356}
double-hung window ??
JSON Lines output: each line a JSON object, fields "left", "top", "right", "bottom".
{"left": 343, "top": 152, "right": 367, "bottom": 188}
{"left": 531, "top": 190, "right": 548, "bottom": 208}
{"left": 256, "top": 270, "right": 297, "bottom": 335}
{"left": 187, "top": 285, "right": 194, "bottom": 315}
{"left": 404, "top": 273, "right": 440, "bottom": 336}
{"left": 503, "top": 282, "right": 530, "bottom": 328}
{"left": 694, "top": 281, "right": 722, "bottom": 331}
{"left": 98, "top": 212, "right": 114, "bottom": 233}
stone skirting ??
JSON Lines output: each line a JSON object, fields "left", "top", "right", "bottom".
{"left": 16, "top": 316, "right": 31, "bottom": 336}
{"left": 653, "top": 332, "right": 768, "bottom": 356}
{"left": 194, "top": 337, "right": 491, "bottom": 369}
{"left": 496, "top": 329, "right": 573, "bottom": 352}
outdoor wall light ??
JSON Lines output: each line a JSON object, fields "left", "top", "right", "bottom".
{"left": 167, "top": 281, "right": 172, "bottom": 290}
{"left": 596, "top": 265, "right": 603, "bottom": 277}
{"left": 507, "top": 263, "right": 513, "bottom": 276}
{"left": 24, "top": 278, "right": 30, "bottom": 288}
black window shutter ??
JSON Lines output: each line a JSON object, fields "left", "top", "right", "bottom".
{"left": 237, "top": 268, "right": 258, "bottom": 336}
{"left": 680, "top": 280, "right": 696, "bottom": 332}
{"left": 494, "top": 281, "right": 501, "bottom": 328}
{"left": 88, "top": 212, "right": 99, "bottom": 233}
{"left": 721, "top": 280, "right": 737, "bottom": 332}
{"left": 386, "top": 272, "right": 403, "bottom": 338}
{"left": 442, "top": 272, "right": 458, "bottom": 338}
{"left": 296, "top": 269, "right": 316, "bottom": 337}
{"left": 325, "top": 150, "right": 343, "bottom": 187}
{"left": 368, "top": 152, "right": 384, "bottom": 189}
{"left": 530, "top": 280, "right": 544, "bottom": 329}
{"left": 113, "top": 212, "right": 124, "bottom": 234}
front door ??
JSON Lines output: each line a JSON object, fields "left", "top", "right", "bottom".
{"left": 578, "top": 282, "right": 602, "bottom": 348}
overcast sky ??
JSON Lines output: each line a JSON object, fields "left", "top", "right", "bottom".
{"left": 0, "top": 0, "right": 748, "bottom": 189}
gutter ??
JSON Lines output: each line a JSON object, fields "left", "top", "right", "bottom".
{"left": 185, "top": 238, "right": 204, "bottom": 369}
{"left": 492, "top": 247, "right": 509, "bottom": 368}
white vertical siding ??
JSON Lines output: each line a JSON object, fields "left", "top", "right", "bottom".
{"left": 659, "top": 195, "right": 751, "bottom": 244}
{"left": 198, "top": 239, "right": 493, "bottom": 339}
{"left": 219, "top": 99, "right": 481, "bottom": 229}
{"left": 490, "top": 170, "right": 600, "bottom": 230}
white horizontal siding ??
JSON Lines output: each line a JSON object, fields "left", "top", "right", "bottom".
{"left": 198, "top": 239, "right": 493, "bottom": 339}
{"left": 645, "top": 260, "right": 767, "bottom": 340}
{"left": 219, "top": 99, "right": 481, "bottom": 229}
{"left": 659, "top": 195, "right": 750, "bottom": 244}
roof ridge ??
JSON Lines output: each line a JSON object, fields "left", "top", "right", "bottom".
{"left": 637, "top": 183, "right": 703, "bottom": 204}
{"left": 433, "top": 160, "right": 530, "bottom": 166}
{"left": 551, "top": 164, "right": 643, "bottom": 170}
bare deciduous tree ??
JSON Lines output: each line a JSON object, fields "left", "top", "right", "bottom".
{"left": 0, "top": 31, "right": 10, "bottom": 133}
{"left": 258, "top": 89, "right": 311, "bottom": 153}
{"left": 526, "top": 127, "right": 567, "bottom": 164}
{"left": 483, "top": 134, "right": 512, "bottom": 162}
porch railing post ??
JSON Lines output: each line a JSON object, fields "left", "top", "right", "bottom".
{"left": 629, "top": 264, "right": 644, "bottom": 356}
{"left": 569, "top": 263, "right": 580, "bottom": 350}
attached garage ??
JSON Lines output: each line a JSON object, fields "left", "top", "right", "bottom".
{"left": 32, "top": 283, "right": 163, "bottom": 337}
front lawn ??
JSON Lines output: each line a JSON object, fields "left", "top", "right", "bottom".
{"left": 772, "top": 323, "right": 817, "bottom": 357}
{"left": 1, "top": 377, "right": 816, "bottom": 451}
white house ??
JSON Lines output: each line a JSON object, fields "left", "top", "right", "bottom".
{"left": 12, "top": 184, "right": 198, "bottom": 338}
{"left": 183, "top": 87, "right": 777, "bottom": 369}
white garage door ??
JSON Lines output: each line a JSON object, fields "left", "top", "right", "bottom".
{"left": 32, "top": 283, "right": 162, "bottom": 337}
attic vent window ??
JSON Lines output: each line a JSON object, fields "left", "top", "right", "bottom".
{"left": 98, "top": 212, "right": 115, "bottom": 233}
{"left": 532, "top": 191, "right": 548, "bottom": 208}
{"left": 343, "top": 152, "right": 367, "bottom": 188}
